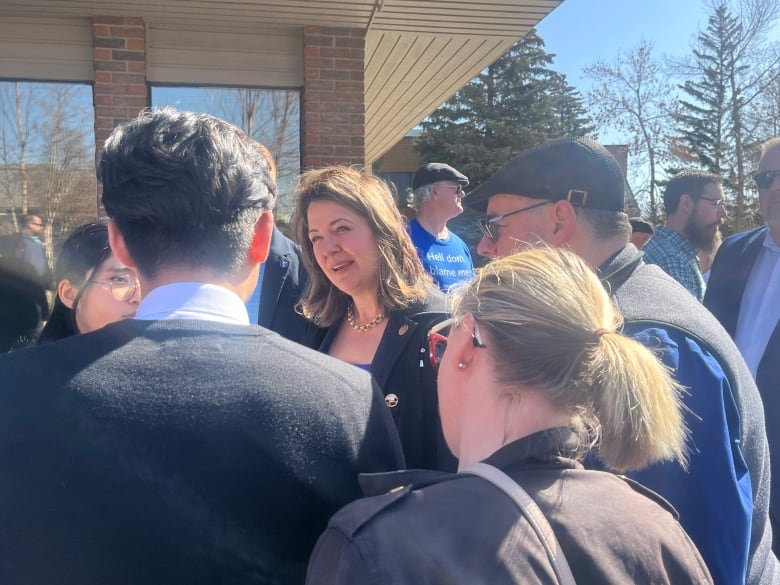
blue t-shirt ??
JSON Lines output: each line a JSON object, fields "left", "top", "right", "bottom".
{"left": 407, "top": 218, "right": 474, "bottom": 291}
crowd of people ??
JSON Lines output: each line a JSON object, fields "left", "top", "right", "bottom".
{"left": 0, "top": 106, "right": 778, "bottom": 584}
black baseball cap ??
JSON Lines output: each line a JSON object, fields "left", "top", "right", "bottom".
{"left": 412, "top": 163, "right": 469, "bottom": 190}
{"left": 465, "top": 137, "right": 626, "bottom": 213}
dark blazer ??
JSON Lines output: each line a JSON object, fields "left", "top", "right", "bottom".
{"left": 258, "top": 227, "right": 312, "bottom": 344}
{"left": 0, "top": 319, "right": 404, "bottom": 584}
{"left": 704, "top": 225, "right": 780, "bottom": 547}
{"left": 317, "top": 291, "right": 457, "bottom": 472}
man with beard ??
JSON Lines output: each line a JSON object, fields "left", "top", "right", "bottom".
{"left": 642, "top": 170, "right": 726, "bottom": 301}
{"left": 705, "top": 136, "right": 780, "bottom": 552}
{"left": 467, "top": 137, "right": 777, "bottom": 585}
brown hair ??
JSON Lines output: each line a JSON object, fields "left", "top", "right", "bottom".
{"left": 449, "top": 246, "right": 688, "bottom": 472}
{"left": 291, "top": 166, "right": 431, "bottom": 326}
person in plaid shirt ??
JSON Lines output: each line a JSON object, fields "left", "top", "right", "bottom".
{"left": 642, "top": 170, "right": 726, "bottom": 301}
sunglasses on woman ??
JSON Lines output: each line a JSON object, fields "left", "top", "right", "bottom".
{"left": 427, "top": 317, "right": 487, "bottom": 369}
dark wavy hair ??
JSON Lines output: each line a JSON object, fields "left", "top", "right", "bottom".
{"left": 98, "top": 107, "right": 277, "bottom": 280}
{"left": 37, "top": 222, "right": 112, "bottom": 343}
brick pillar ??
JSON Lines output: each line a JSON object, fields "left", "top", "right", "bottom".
{"left": 303, "top": 26, "right": 366, "bottom": 169}
{"left": 91, "top": 17, "right": 148, "bottom": 156}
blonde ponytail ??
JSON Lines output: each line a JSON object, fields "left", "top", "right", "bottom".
{"left": 449, "top": 245, "right": 689, "bottom": 473}
{"left": 587, "top": 332, "right": 688, "bottom": 472}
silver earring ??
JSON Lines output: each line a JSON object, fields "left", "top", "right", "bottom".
{"left": 458, "top": 362, "right": 467, "bottom": 370}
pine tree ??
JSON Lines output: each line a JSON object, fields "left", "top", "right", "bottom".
{"left": 674, "top": 0, "right": 780, "bottom": 231}
{"left": 676, "top": 5, "right": 743, "bottom": 192}
{"left": 414, "top": 30, "right": 594, "bottom": 187}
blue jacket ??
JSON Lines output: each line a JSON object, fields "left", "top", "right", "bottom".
{"left": 600, "top": 245, "right": 778, "bottom": 585}
{"left": 705, "top": 226, "right": 780, "bottom": 555}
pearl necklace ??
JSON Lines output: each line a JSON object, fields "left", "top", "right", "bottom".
{"left": 346, "top": 304, "right": 386, "bottom": 332}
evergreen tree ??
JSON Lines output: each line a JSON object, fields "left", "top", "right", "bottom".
{"left": 675, "top": 5, "right": 744, "bottom": 194}
{"left": 674, "top": 0, "right": 780, "bottom": 231}
{"left": 414, "top": 30, "right": 594, "bottom": 187}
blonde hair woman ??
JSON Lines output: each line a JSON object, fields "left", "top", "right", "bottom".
{"left": 306, "top": 247, "right": 711, "bottom": 584}
{"left": 292, "top": 166, "right": 455, "bottom": 471}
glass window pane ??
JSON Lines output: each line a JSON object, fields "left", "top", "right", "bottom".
{"left": 0, "top": 81, "right": 96, "bottom": 259}
{"left": 152, "top": 86, "right": 301, "bottom": 219}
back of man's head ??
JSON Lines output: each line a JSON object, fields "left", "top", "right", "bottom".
{"left": 99, "top": 107, "right": 277, "bottom": 279}
{"left": 663, "top": 170, "right": 720, "bottom": 215}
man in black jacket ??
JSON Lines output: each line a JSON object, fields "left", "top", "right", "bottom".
{"left": 0, "top": 107, "right": 404, "bottom": 584}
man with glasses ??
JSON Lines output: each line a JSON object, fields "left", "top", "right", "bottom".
{"left": 407, "top": 163, "right": 474, "bottom": 290}
{"left": 706, "top": 136, "right": 780, "bottom": 553}
{"left": 642, "top": 170, "right": 726, "bottom": 301}
{"left": 466, "top": 137, "right": 778, "bottom": 585}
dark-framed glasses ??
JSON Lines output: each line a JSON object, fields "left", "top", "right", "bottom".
{"left": 434, "top": 183, "right": 465, "bottom": 196}
{"left": 427, "top": 317, "right": 487, "bottom": 370}
{"left": 694, "top": 195, "right": 726, "bottom": 208}
{"left": 477, "top": 200, "right": 551, "bottom": 243}
{"left": 88, "top": 274, "right": 140, "bottom": 301}
{"left": 754, "top": 170, "right": 780, "bottom": 189}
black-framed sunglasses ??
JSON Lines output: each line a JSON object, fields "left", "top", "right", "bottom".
{"left": 477, "top": 200, "right": 551, "bottom": 243}
{"left": 427, "top": 317, "right": 487, "bottom": 370}
{"left": 755, "top": 170, "right": 780, "bottom": 190}
{"left": 87, "top": 274, "right": 140, "bottom": 301}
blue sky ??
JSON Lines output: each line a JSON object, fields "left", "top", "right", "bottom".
{"left": 536, "top": 0, "right": 709, "bottom": 91}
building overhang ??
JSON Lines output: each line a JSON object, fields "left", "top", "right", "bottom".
{"left": 0, "top": 0, "right": 563, "bottom": 162}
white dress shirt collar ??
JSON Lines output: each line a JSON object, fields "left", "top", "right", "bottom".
{"left": 135, "top": 282, "right": 250, "bottom": 325}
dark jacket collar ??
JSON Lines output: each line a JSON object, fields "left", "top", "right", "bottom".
{"left": 318, "top": 289, "right": 447, "bottom": 387}
{"left": 597, "top": 244, "right": 644, "bottom": 296}
{"left": 358, "top": 427, "right": 581, "bottom": 497}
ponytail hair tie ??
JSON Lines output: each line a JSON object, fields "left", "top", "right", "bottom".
{"left": 591, "top": 328, "right": 610, "bottom": 344}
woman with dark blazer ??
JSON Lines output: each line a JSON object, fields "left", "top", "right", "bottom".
{"left": 292, "top": 166, "right": 455, "bottom": 471}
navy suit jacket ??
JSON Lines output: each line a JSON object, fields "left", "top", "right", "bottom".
{"left": 705, "top": 225, "right": 780, "bottom": 547}
{"left": 258, "top": 227, "right": 312, "bottom": 344}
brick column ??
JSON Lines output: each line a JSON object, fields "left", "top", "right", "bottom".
{"left": 91, "top": 17, "right": 148, "bottom": 156}
{"left": 303, "top": 26, "right": 366, "bottom": 169}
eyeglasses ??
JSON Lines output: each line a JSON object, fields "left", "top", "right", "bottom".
{"left": 434, "top": 183, "right": 465, "bottom": 196}
{"left": 427, "top": 317, "right": 487, "bottom": 370}
{"left": 755, "top": 170, "right": 780, "bottom": 189}
{"left": 694, "top": 196, "right": 726, "bottom": 208}
{"left": 477, "top": 200, "right": 551, "bottom": 243}
{"left": 88, "top": 274, "right": 140, "bottom": 301}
